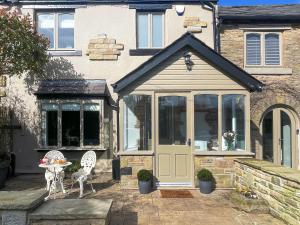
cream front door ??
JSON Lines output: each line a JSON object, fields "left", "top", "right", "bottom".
{"left": 155, "top": 93, "right": 192, "bottom": 185}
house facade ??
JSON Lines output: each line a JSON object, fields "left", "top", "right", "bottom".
{"left": 4, "top": 0, "right": 297, "bottom": 190}
{"left": 219, "top": 4, "right": 300, "bottom": 170}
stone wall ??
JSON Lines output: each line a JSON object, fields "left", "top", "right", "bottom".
{"left": 194, "top": 155, "right": 252, "bottom": 189}
{"left": 235, "top": 159, "right": 300, "bottom": 225}
{"left": 86, "top": 36, "right": 124, "bottom": 60}
{"left": 120, "top": 155, "right": 153, "bottom": 189}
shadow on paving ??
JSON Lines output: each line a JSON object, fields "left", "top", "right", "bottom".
{"left": 0, "top": 173, "right": 286, "bottom": 225}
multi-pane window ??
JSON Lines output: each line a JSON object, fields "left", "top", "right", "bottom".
{"left": 41, "top": 102, "right": 101, "bottom": 148}
{"left": 123, "top": 95, "right": 152, "bottom": 151}
{"left": 37, "top": 12, "right": 74, "bottom": 49}
{"left": 194, "top": 94, "right": 246, "bottom": 151}
{"left": 137, "top": 12, "right": 164, "bottom": 49}
{"left": 245, "top": 32, "right": 281, "bottom": 66}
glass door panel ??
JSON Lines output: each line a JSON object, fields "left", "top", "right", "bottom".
{"left": 158, "top": 96, "right": 187, "bottom": 145}
{"left": 262, "top": 111, "right": 274, "bottom": 162}
{"left": 281, "top": 111, "right": 292, "bottom": 167}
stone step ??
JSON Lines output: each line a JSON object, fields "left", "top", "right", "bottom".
{"left": 29, "top": 199, "right": 113, "bottom": 225}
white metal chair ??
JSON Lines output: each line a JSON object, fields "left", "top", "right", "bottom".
{"left": 70, "top": 151, "right": 97, "bottom": 198}
{"left": 44, "top": 150, "right": 66, "bottom": 193}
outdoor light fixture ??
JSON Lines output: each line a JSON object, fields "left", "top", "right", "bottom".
{"left": 184, "top": 52, "right": 192, "bottom": 71}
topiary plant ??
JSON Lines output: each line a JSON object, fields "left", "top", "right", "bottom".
{"left": 197, "top": 169, "right": 213, "bottom": 182}
{"left": 137, "top": 169, "right": 152, "bottom": 182}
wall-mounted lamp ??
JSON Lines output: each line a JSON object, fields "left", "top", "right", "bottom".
{"left": 184, "top": 52, "right": 192, "bottom": 71}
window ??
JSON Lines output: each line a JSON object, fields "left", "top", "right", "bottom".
{"left": 84, "top": 104, "right": 100, "bottom": 146}
{"left": 159, "top": 96, "right": 186, "bottom": 145}
{"left": 137, "top": 12, "right": 164, "bottom": 49}
{"left": 222, "top": 95, "right": 245, "bottom": 151}
{"left": 245, "top": 32, "right": 280, "bottom": 66}
{"left": 41, "top": 102, "right": 101, "bottom": 148}
{"left": 37, "top": 12, "right": 74, "bottom": 49}
{"left": 123, "top": 95, "right": 152, "bottom": 151}
{"left": 194, "top": 95, "right": 218, "bottom": 151}
{"left": 62, "top": 103, "right": 80, "bottom": 147}
{"left": 194, "top": 94, "right": 246, "bottom": 152}
{"left": 42, "top": 104, "right": 58, "bottom": 146}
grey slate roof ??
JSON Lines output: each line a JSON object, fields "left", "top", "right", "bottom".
{"left": 2, "top": 0, "right": 217, "bottom": 4}
{"left": 219, "top": 4, "right": 300, "bottom": 21}
{"left": 35, "top": 79, "right": 109, "bottom": 98}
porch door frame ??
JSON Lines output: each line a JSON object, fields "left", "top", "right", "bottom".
{"left": 155, "top": 92, "right": 192, "bottom": 185}
{"left": 261, "top": 107, "right": 299, "bottom": 169}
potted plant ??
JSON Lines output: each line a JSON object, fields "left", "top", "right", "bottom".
{"left": 0, "top": 152, "right": 11, "bottom": 188}
{"left": 197, "top": 169, "right": 214, "bottom": 194}
{"left": 137, "top": 169, "right": 152, "bottom": 194}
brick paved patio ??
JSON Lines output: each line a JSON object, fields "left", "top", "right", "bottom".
{"left": 2, "top": 173, "right": 286, "bottom": 225}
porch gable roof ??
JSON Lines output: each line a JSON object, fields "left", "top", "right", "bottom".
{"left": 112, "top": 32, "right": 263, "bottom": 93}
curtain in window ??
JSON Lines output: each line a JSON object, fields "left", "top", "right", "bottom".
{"left": 265, "top": 33, "right": 280, "bottom": 65}
{"left": 137, "top": 14, "right": 149, "bottom": 48}
{"left": 123, "top": 95, "right": 152, "bottom": 151}
{"left": 246, "top": 33, "right": 261, "bottom": 65}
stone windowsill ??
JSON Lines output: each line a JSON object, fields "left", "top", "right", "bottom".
{"left": 48, "top": 50, "right": 82, "bottom": 57}
{"left": 235, "top": 158, "right": 300, "bottom": 185}
{"left": 35, "top": 147, "right": 107, "bottom": 151}
{"left": 193, "top": 151, "right": 255, "bottom": 156}
{"left": 117, "top": 151, "right": 154, "bottom": 156}
{"left": 129, "top": 49, "right": 162, "bottom": 56}
{"left": 244, "top": 67, "right": 293, "bottom": 75}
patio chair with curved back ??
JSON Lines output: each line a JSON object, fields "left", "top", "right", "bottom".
{"left": 70, "top": 150, "right": 97, "bottom": 198}
{"left": 44, "top": 150, "right": 66, "bottom": 193}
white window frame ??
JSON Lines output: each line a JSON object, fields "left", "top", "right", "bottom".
{"left": 136, "top": 12, "right": 165, "bottom": 49}
{"left": 36, "top": 11, "right": 75, "bottom": 50}
{"left": 244, "top": 32, "right": 282, "bottom": 67}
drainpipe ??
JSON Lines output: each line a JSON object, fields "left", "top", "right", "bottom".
{"left": 203, "top": 1, "right": 219, "bottom": 53}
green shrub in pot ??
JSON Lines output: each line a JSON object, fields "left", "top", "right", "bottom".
{"left": 0, "top": 152, "right": 10, "bottom": 189}
{"left": 197, "top": 169, "right": 214, "bottom": 194}
{"left": 137, "top": 169, "right": 152, "bottom": 194}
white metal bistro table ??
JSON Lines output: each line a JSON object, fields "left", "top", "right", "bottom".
{"left": 39, "top": 162, "right": 72, "bottom": 200}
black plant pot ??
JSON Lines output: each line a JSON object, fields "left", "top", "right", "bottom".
{"left": 0, "top": 167, "right": 8, "bottom": 189}
{"left": 199, "top": 180, "right": 213, "bottom": 194}
{"left": 138, "top": 180, "right": 152, "bottom": 194}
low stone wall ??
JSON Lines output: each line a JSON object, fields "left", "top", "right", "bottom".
{"left": 120, "top": 155, "right": 153, "bottom": 189}
{"left": 235, "top": 159, "right": 300, "bottom": 225}
{"left": 194, "top": 155, "right": 253, "bottom": 189}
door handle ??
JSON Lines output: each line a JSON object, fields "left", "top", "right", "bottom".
{"left": 187, "top": 138, "right": 191, "bottom": 146}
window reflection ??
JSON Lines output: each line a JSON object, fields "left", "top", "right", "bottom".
{"left": 222, "top": 95, "right": 245, "bottom": 151}
{"left": 194, "top": 95, "right": 218, "bottom": 151}
{"left": 159, "top": 96, "right": 186, "bottom": 145}
{"left": 124, "top": 95, "right": 152, "bottom": 151}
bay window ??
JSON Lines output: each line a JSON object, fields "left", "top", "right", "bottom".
{"left": 194, "top": 94, "right": 246, "bottom": 151}
{"left": 41, "top": 101, "right": 101, "bottom": 148}
{"left": 123, "top": 95, "right": 152, "bottom": 151}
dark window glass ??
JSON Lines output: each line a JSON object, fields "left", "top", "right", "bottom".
{"left": 46, "top": 111, "right": 58, "bottom": 146}
{"left": 263, "top": 111, "right": 273, "bottom": 162}
{"left": 62, "top": 104, "right": 80, "bottom": 146}
{"left": 84, "top": 108, "right": 100, "bottom": 145}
